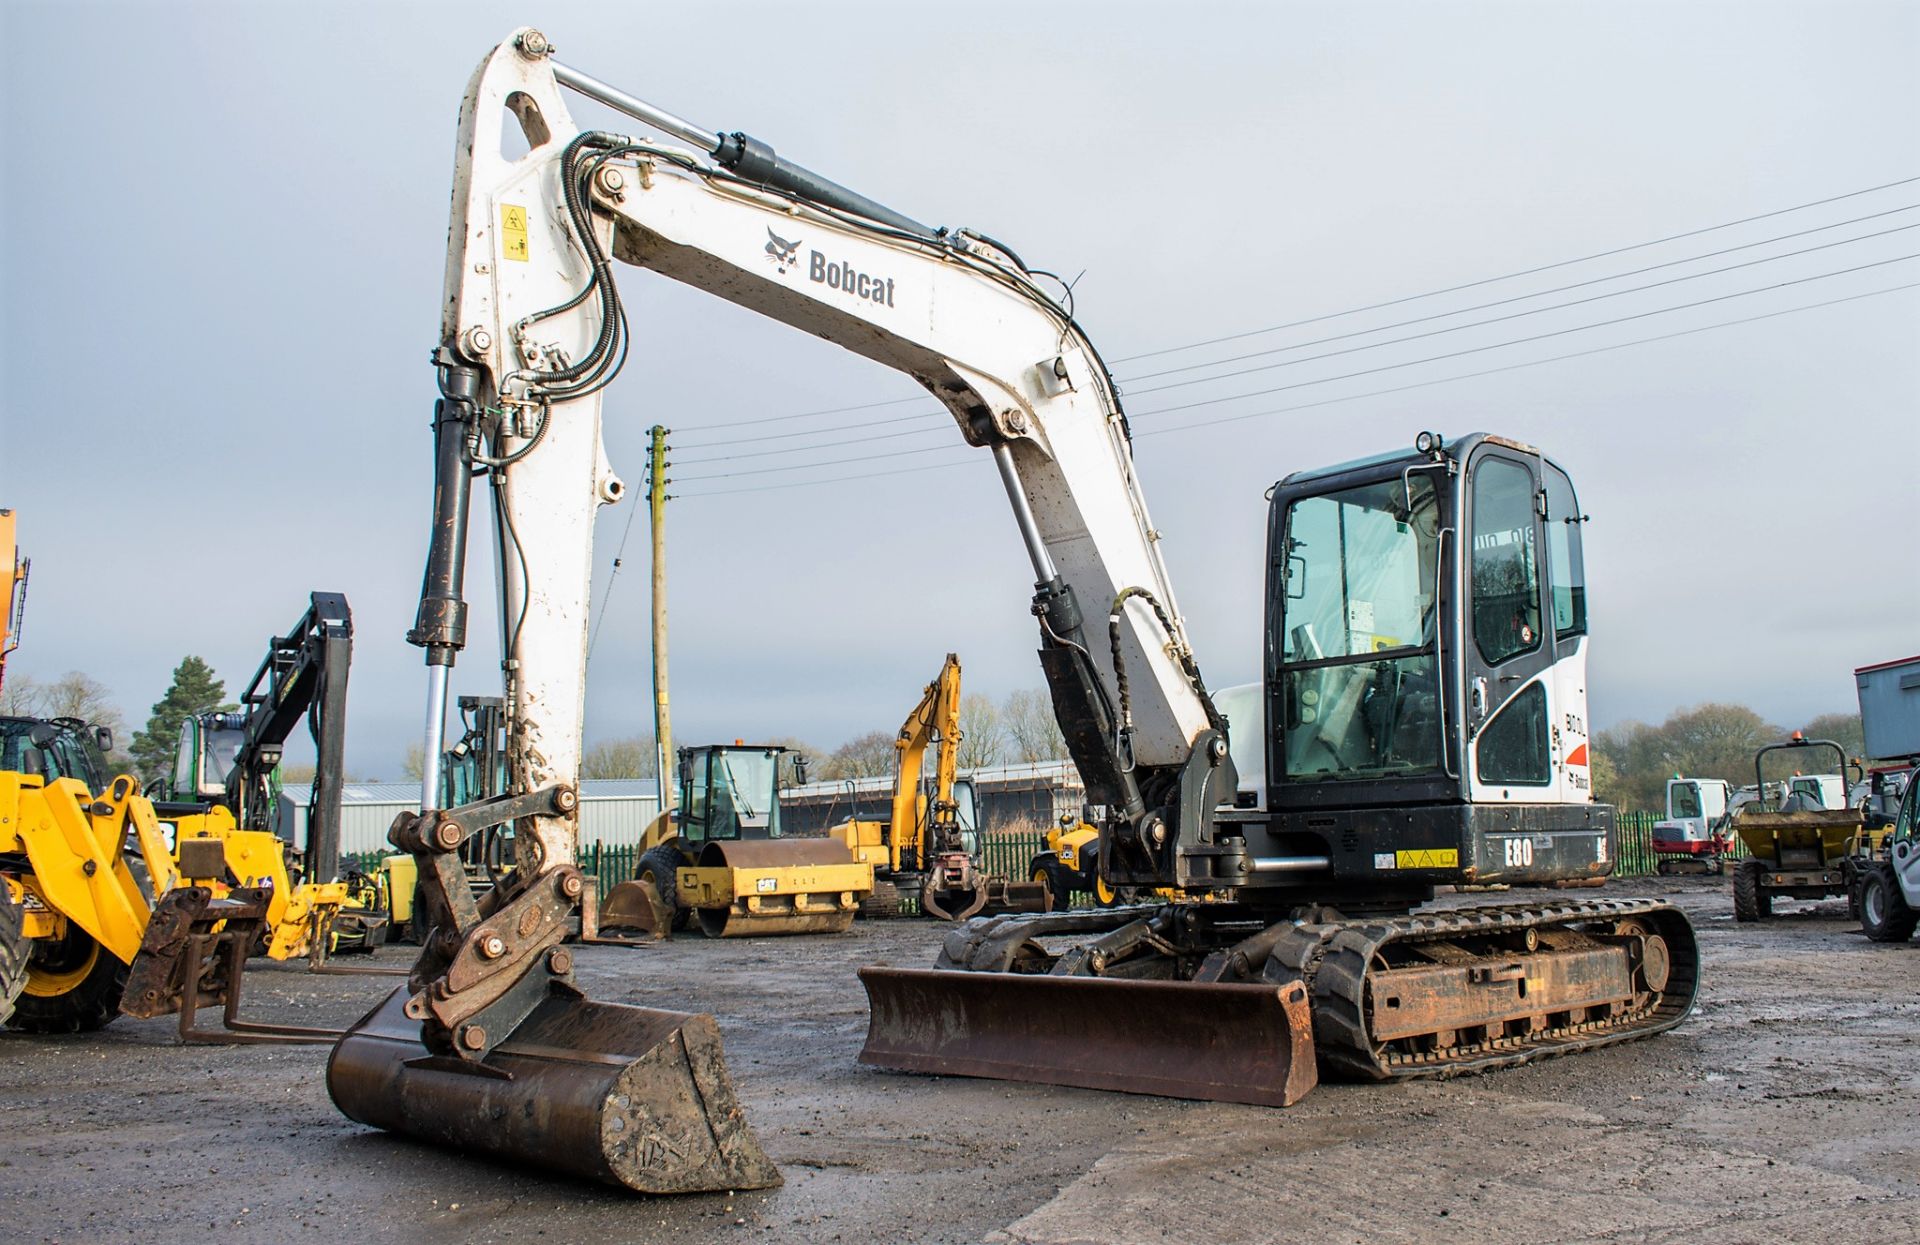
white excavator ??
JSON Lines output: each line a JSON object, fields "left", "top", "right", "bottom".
{"left": 327, "top": 28, "right": 1699, "bottom": 1194}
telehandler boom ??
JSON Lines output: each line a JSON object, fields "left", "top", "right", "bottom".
{"left": 330, "top": 28, "right": 1698, "bottom": 1194}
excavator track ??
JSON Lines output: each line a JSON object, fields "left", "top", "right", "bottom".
{"left": 1273, "top": 897, "right": 1698, "bottom": 1082}
{"left": 861, "top": 897, "right": 1696, "bottom": 1104}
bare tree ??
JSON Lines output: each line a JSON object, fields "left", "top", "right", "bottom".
{"left": 1800, "top": 711, "right": 1865, "bottom": 761}
{"left": 403, "top": 740, "right": 426, "bottom": 782}
{"left": 1002, "top": 688, "right": 1065, "bottom": 763}
{"left": 0, "top": 672, "right": 40, "bottom": 715}
{"left": 4, "top": 669, "right": 133, "bottom": 769}
{"left": 582, "top": 735, "right": 656, "bottom": 779}
{"left": 822, "top": 730, "right": 897, "bottom": 780}
{"left": 956, "top": 693, "right": 1005, "bottom": 770}
{"left": 767, "top": 735, "right": 826, "bottom": 787}
{"left": 1594, "top": 702, "right": 1782, "bottom": 811}
{"left": 2, "top": 670, "right": 124, "bottom": 735}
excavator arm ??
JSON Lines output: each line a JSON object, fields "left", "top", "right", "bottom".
{"left": 409, "top": 30, "right": 1234, "bottom": 898}
{"left": 332, "top": 26, "right": 1247, "bottom": 1191}
{"left": 886, "top": 654, "right": 962, "bottom": 872}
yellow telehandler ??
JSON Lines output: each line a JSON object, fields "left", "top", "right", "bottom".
{"left": 1, "top": 521, "right": 377, "bottom": 1037}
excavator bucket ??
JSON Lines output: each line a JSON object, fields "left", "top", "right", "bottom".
{"left": 328, "top": 983, "right": 781, "bottom": 1194}
{"left": 582, "top": 877, "right": 671, "bottom": 943}
{"left": 857, "top": 967, "right": 1318, "bottom": 1107}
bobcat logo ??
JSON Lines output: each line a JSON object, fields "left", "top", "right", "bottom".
{"left": 765, "top": 228, "right": 802, "bottom": 274}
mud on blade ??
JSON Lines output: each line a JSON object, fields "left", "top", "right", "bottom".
{"left": 858, "top": 967, "right": 1317, "bottom": 1107}
{"left": 328, "top": 985, "right": 780, "bottom": 1194}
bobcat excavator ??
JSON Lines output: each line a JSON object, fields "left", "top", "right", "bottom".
{"left": 329, "top": 28, "right": 1699, "bottom": 1195}
{"left": 829, "top": 653, "right": 1049, "bottom": 919}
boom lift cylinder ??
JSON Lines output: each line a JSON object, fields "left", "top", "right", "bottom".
{"left": 326, "top": 74, "right": 776, "bottom": 1190}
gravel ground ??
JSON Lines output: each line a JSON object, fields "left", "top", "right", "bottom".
{"left": 3, "top": 876, "right": 1914, "bottom": 1244}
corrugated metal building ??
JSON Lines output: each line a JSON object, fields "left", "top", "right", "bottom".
{"left": 279, "top": 779, "right": 661, "bottom": 858}
{"left": 1857, "top": 655, "right": 1920, "bottom": 760}
{"left": 780, "top": 759, "right": 1083, "bottom": 837}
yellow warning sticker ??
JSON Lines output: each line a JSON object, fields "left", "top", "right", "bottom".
{"left": 1395, "top": 848, "right": 1459, "bottom": 869}
{"left": 501, "top": 204, "right": 529, "bottom": 261}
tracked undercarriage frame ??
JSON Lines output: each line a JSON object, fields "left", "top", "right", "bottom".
{"left": 862, "top": 896, "right": 1698, "bottom": 1103}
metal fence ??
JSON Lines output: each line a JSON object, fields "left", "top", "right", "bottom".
{"left": 344, "top": 815, "right": 1695, "bottom": 909}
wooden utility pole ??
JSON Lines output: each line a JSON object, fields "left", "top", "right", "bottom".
{"left": 647, "top": 426, "right": 675, "bottom": 811}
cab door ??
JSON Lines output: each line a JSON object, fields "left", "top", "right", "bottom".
{"left": 1463, "top": 446, "right": 1557, "bottom": 805}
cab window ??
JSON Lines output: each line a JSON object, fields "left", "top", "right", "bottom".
{"left": 1543, "top": 464, "right": 1586, "bottom": 640}
{"left": 1476, "top": 682, "right": 1551, "bottom": 786}
{"left": 1471, "top": 457, "right": 1542, "bottom": 666}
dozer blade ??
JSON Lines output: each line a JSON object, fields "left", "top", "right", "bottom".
{"left": 857, "top": 967, "right": 1317, "bottom": 1107}
{"left": 328, "top": 984, "right": 781, "bottom": 1194}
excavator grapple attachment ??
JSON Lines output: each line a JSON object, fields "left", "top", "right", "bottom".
{"left": 857, "top": 966, "right": 1318, "bottom": 1106}
{"left": 328, "top": 984, "right": 781, "bottom": 1194}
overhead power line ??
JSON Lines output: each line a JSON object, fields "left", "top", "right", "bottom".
{"left": 1116, "top": 204, "right": 1920, "bottom": 387}
{"left": 1137, "top": 280, "right": 1920, "bottom": 439}
{"left": 1127, "top": 251, "right": 1919, "bottom": 419}
{"left": 677, "top": 280, "right": 1919, "bottom": 497}
{"left": 662, "top": 172, "right": 1920, "bottom": 447}
{"left": 671, "top": 252, "right": 1919, "bottom": 485}
{"left": 1122, "top": 220, "right": 1920, "bottom": 400}
{"left": 1109, "top": 173, "right": 1920, "bottom": 363}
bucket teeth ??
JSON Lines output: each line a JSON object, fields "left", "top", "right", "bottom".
{"left": 328, "top": 985, "right": 780, "bottom": 1193}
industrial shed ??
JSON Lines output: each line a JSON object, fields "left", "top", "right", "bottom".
{"left": 780, "top": 759, "right": 1084, "bottom": 837}
{"left": 278, "top": 778, "right": 661, "bottom": 858}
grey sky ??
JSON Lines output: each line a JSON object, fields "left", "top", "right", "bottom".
{"left": 3, "top": 1, "right": 1915, "bottom": 778}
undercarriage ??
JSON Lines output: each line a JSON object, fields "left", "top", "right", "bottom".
{"left": 861, "top": 896, "right": 1698, "bottom": 1102}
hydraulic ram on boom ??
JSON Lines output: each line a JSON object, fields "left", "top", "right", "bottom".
{"left": 327, "top": 28, "right": 1698, "bottom": 1194}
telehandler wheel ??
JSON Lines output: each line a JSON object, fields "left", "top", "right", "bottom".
{"left": 1859, "top": 865, "right": 1918, "bottom": 944}
{"left": 0, "top": 888, "right": 30, "bottom": 1029}
{"left": 1029, "top": 857, "right": 1072, "bottom": 911}
{"left": 638, "top": 846, "right": 692, "bottom": 932}
{"left": 1732, "top": 859, "right": 1770, "bottom": 922}
{"left": 8, "top": 926, "right": 128, "bottom": 1034}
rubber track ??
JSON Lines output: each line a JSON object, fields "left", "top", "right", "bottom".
{"left": 1277, "top": 897, "right": 1699, "bottom": 1082}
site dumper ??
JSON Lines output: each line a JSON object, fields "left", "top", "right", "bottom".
{"left": 1730, "top": 736, "right": 1865, "bottom": 920}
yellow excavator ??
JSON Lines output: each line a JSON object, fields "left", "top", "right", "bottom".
{"left": 829, "top": 654, "right": 1049, "bottom": 919}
